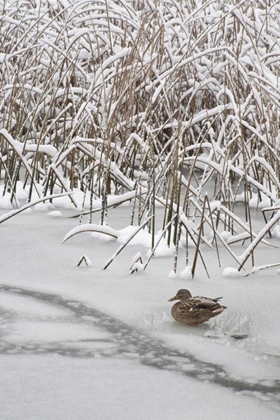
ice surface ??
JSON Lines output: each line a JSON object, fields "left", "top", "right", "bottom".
{"left": 0, "top": 293, "right": 69, "bottom": 317}
{"left": 1, "top": 356, "right": 279, "bottom": 420}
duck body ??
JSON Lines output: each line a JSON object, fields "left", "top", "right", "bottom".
{"left": 168, "top": 289, "right": 226, "bottom": 325}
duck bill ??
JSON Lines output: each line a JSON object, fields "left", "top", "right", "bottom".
{"left": 168, "top": 295, "right": 177, "bottom": 302}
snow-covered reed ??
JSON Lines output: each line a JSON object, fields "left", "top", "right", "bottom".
{"left": 1, "top": 0, "right": 280, "bottom": 273}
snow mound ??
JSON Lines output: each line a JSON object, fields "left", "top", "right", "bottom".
{"left": 223, "top": 267, "right": 242, "bottom": 277}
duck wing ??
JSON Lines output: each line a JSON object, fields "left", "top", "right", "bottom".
{"left": 195, "top": 299, "right": 221, "bottom": 310}
{"left": 195, "top": 295, "right": 223, "bottom": 303}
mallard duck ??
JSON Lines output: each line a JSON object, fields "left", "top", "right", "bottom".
{"left": 168, "top": 289, "right": 226, "bottom": 325}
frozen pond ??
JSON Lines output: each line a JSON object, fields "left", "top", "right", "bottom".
{"left": 0, "top": 208, "right": 280, "bottom": 419}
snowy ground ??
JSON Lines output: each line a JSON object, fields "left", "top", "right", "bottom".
{"left": 0, "top": 203, "right": 280, "bottom": 419}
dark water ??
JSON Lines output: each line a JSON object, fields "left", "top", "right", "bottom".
{"left": 0, "top": 284, "right": 279, "bottom": 411}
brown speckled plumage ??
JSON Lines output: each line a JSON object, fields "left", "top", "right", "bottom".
{"left": 168, "top": 289, "right": 226, "bottom": 325}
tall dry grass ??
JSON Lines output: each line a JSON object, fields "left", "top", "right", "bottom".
{"left": 1, "top": 0, "right": 280, "bottom": 273}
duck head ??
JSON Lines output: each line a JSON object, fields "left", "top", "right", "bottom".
{"left": 168, "top": 289, "right": 192, "bottom": 301}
